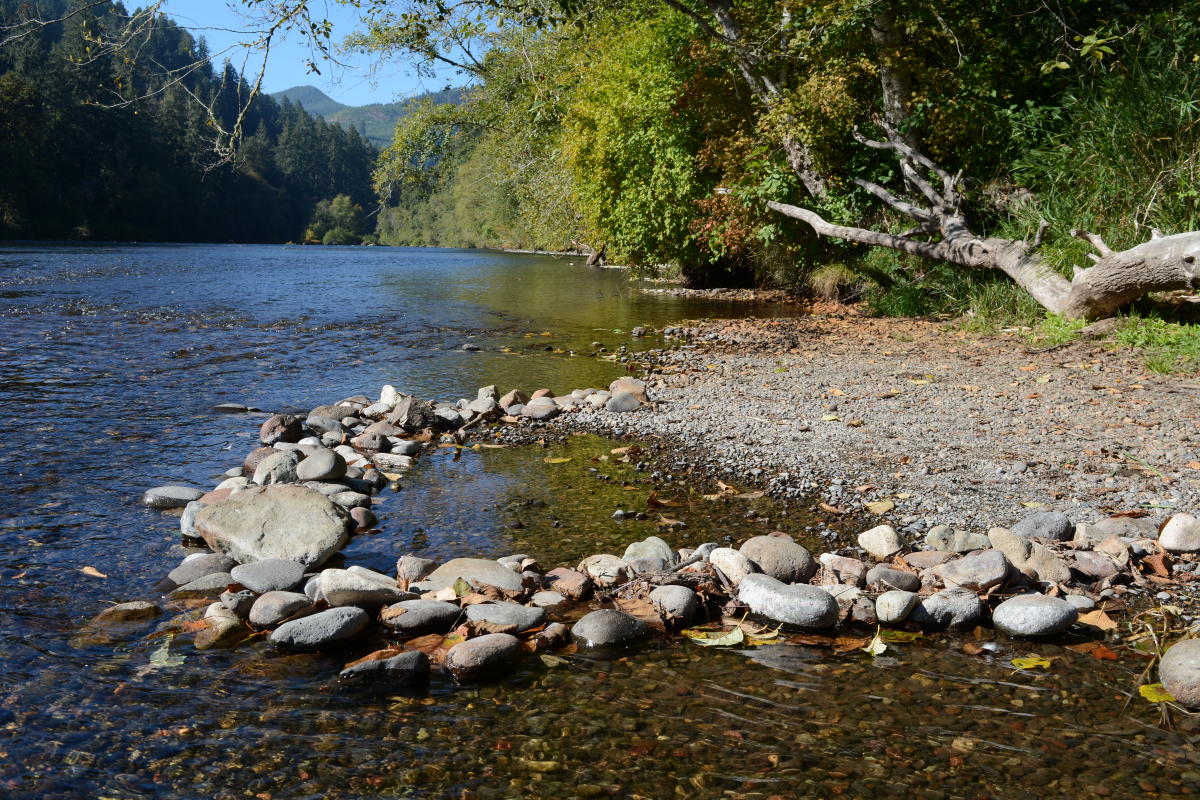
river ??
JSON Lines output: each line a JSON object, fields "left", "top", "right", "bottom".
{"left": 0, "top": 243, "right": 1194, "bottom": 798}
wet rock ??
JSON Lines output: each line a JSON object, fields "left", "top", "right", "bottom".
{"left": 876, "top": 590, "right": 919, "bottom": 624}
{"left": 230, "top": 559, "right": 305, "bottom": 594}
{"left": 817, "top": 553, "right": 867, "bottom": 586}
{"left": 738, "top": 573, "right": 839, "bottom": 629}
{"left": 350, "top": 432, "right": 390, "bottom": 453}
{"left": 166, "top": 553, "right": 237, "bottom": 588}
{"left": 195, "top": 604, "right": 245, "bottom": 650}
{"left": 141, "top": 486, "right": 204, "bottom": 510}
{"left": 305, "top": 414, "right": 347, "bottom": 438}
{"left": 605, "top": 391, "right": 641, "bottom": 413}
{"left": 248, "top": 591, "right": 313, "bottom": 627}
{"left": 865, "top": 565, "right": 921, "bottom": 593}
{"left": 709, "top": 547, "right": 757, "bottom": 587}
{"left": 911, "top": 587, "right": 983, "bottom": 631}
{"left": 243, "top": 446, "right": 277, "bottom": 476}
{"left": 89, "top": 601, "right": 160, "bottom": 625}
{"left": 649, "top": 585, "right": 700, "bottom": 623}
{"left": 270, "top": 607, "right": 369, "bottom": 651}
{"left": 320, "top": 569, "right": 413, "bottom": 608}
{"left": 444, "top": 633, "right": 522, "bottom": 680}
{"left": 296, "top": 448, "right": 347, "bottom": 482}
{"left": 992, "top": 594, "right": 1078, "bottom": 637}
{"left": 330, "top": 491, "right": 370, "bottom": 510}
{"left": 424, "top": 558, "right": 525, "bottom": 593}
{"left": 465, "top": 602, "right": 546, "bottom": 632}
{"left": 1160, "top": 514, "right": 1200, "bottom": 554}
{"left": 180, "top": 500, "right": 207, "bottom": 538}
{"left": 252, "top": 451, "right": 301, "bottom": 485}
{"left": 739, "top": 535, "right": 817, "bottom": 583}
{"left": 623, "top": 536, "right": 676, "bottom": 566}
{"left": 168, "top": 571, "right": 232, "bottom": 599}
{"left": 545, "top": 567, "right": 593, "bottom": 600}
{"left": 940, "top": 549, "right": 1009, "bottom": 592}
{"left": 925, "top": 526, "right": 991, "bottom": 553}
{"left": 858, "top": 525, "right": 903, "bottom": 560}
{"left": 350, "top": 506, "right": 378, "bottom": 530}
{"left": 1160, "top": 639, "right": 1200, "bottom": 708}
{"left": 339, "top": 650, "right": 430, "bottom": 687}
{"left": 1011, "top": 511, "right": 1074, "bottom": 542}
{"left": 260, "top": 414, "right": 303, "bottom": 446}
{"left": 220, "top": 589, "right": 256, "bottom": 618}
{"left": 609, "top": 377, "right": 648, "bottom": 402}
{"left": 577, "top": 555, "right": 633, "bottom": 588}
{"left": 380, "top": 599, "right": 462, "bottom": 635}
{"left": 386, "top": 396, "right": 439, "bottom": 432}
{"left": 572, "top": 609, "right": 649, "bottom": 647}
{"left": 396, "top": 555, "right": 438, "bottom": 584}
{"left": 195, "top": 485, "right": 352, "bottom": 567}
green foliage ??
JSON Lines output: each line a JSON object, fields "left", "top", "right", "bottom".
{"left": 1029, "top": 315, "right": 1086, "bottom": 347}
{"left": 308, "top": 194, "right": 367, "bottom": 244}
{"left": 1110, "top": 315, "right": 1200, "bottom": 374}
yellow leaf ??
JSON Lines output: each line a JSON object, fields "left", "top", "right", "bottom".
{"left": 909, "top": 378, "right": 932, "bottom": 385}
{"left": 1077, "top": 609, "right": 1118, "bottom": 631}
{"left": 451, "top": 578, "right": 472, "bottom": 598}
{"left": 821, "top": 414, "right": 841, "bottom": 422}
{"left": 1035, "top": 375, "right": 1052, "bottom": 384}
{"left": 543, "top": 457, "right": 572, "bottom": 464}
{"left": 1139, "top": 683, "right": 1176, "bottom": 703}
{"left": 861, "top": 630, "right": 888, "bottom": 656}
{"left": 683, "top": 627, "right": 745, "bottom": 647}
{"left": 1011, "top": 655, "right": 1053, "bottom": 670}
{"left": 895, "top": 493, "right": 912, "bottom": 499}
{"left": 81, "top": 566, "right": 107, "bottom": 578}
{"left": 865, "top": 500, "right": 894, "bottom": 515}
{"left": 1021, "top": 501, "right": 1049, "bottom": 509}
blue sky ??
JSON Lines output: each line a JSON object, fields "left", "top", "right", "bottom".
{"left": 160, "top": 0, "right": 457, "bottom": 106}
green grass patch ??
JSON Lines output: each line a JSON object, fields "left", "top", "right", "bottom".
{"left": 1109, "top": 315, "right": 1200, "bottom": 374}
{"left": 1027, "top": 314, "right": 1086, "bottom": 347}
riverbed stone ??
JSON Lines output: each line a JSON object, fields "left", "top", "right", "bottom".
{"left": 219, "top": 589, "right": 256, "bottom": 618}
{"left": 1160, "top": 514, "right": 1200, "bottom": 553}
{"left": 90, "top": 601, "right": 161, "bottom": 625}
{"left": 858, "top": 525, "right": 903, "bottom": 560}
{"left": 230, "top": 558, "right": 305, "bottom": 594}
{"left": 609, "top": 377, "right": 648, "bottom": 402}
{"left": 444, "top": 633, "right": 522, "bottom": 680}
{"left": 1071, "top": 550, "right": 1119, "bottom": 580}
{"left": 738, "top": 573, "right": 839, "bottom": 629}
{"left": 925, "top": 526, "right": 991, "bottom": 553}
{"left": 530, "top": 591, "right": 567, "bottom": 610}
{"left": 522, "top": 402, "right": 561, "bottom": 421}
{"left": 1011, "top": 511, "right": 1074, "bottom": 541}
{"left": 248, "top": 591, "right": 313, "bottom": 627}
{"left": 252, "top": 451, "right": 301, "bottom": 485}
{"left": 350, "top": 507, "right": 378, "bottom": 530}
{"left": 817, "top": 553, "right": 867, "bottom": 586}
{"left": 425, "top": 558, "right": 525, "bottom": 593}
{"left": 545, "top": 567, "right": 593, "bottom": 600}
{"left": 989, "top": 527, "right": 1070, "bottom": 584}
{"left": 380, "top": 599, "right": 462, "bottom": 635}
{"left": 386, "top": 396, "right": 439, "bottom": 432}
{"left": 141, "top": 486, "right": 204, "bottom": 510}
{"left": 214, "top": 476, "right": 250, "bottom": 491}
{"left": 180, "top": 500, "right": 207, "bottom": 538}
{"left": 330, "top": 490, "right": 370, "bottom": 510}
{"left": 571, "top": 609, "right": 650, "bottom": 647}
{"left": 498, "top": 390, "right": 527, "bottom": 408}
{"left": 295, "top": 448, "right": 347, "bottom": 482}
{"left": 168, "top": 571, "right": 232, "bottom": 599}
{"left": 911, "top": 587, "right": 983, "bottom": 631}
{"left": 605, "top": 391, "right": 641, "bottom": 413}
{"left": 992, "top": 593, "right": 1077, "bottom": 637}
{"left": 940, "top": 549, "right": 1009, "bottom": 591}
{"left": 396, "top": 555, "right": 437, "bottom": 584}
{"left": 166, "top": 553, "right": 237, "bottom": 588}
{"left": 195, "top": 604, "right": 245, "bottom": 650}
{"left": 739, "top": 535, "right": 816, "bottom": 583}
{"left": 649, "top": 585, "right": 701, "bottom": 623}
{"left": 876, "top": 590, "right": 919, "bottom": 624}
{"left": 709, "top": 547, "right": 757, "bottom": 587}
{"left": 339, "top": 650, "right": 430, "bottom": 687}
{"left": 465, "top": 602, "right": 546, "bottom": 632}
{"left": 578, "top": 554, "right": 633, "bottom": 588}
{"left": 260, "top": 414, "right": 302, "bottom": 446}
{"left": 865, "top": 564, "right": 921, "bottom": 592}
{"left": 194, "top": 484, "right": 352, "bottom": 567}
{"left": 623, "top": 535, "right": 676, "bottom": 566}
{"left": 1160, "top": 639, "right": 1200, "bottom": 708}
{"left": 320, "top": 569, "right": 412, "bottom": 608}
{"left": 270, "top": 606, "right": 368, "bottom": 650}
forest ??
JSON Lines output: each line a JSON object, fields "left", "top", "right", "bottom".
{"left": 0, "top": 0, "right": 376, "bottom": 243}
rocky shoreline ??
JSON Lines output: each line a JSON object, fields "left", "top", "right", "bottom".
{"left": 95, "top": 354, "right": 1200, "bottom": 708}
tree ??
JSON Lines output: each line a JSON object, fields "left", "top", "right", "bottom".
{"left": 307, "top": 194, "right": 366, "bottom": 244}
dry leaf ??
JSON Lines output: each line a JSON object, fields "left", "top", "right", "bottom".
{"left": 847, "top": 419, "right": 865, "bottom": 427}
{"left": 864, "top": 500, "right": 894, "bottom": 515}
{"left": 613, "top": 597, "right": 665, "bottom": 631}
{"left": 647, "top": 491, "right": 684, "bottom": 508}
{"left": 1076, "top": 609, "right": 1118, "bottom": 631}
{"left": 819, "top": 502, "right": 845, "bottom": 515}
{"left": 821, "top": 414, "right": 841, "bottom": 422}
{"left": 1066, "top": 642, "right": 1119, "bottom": 661}
{"left": 379, "top": 606, "right": 409, "bottom": 622}
{"left": 544, "top": 457, "right": 572, "bottom": 464}
{"left": 469, "top": 620, "right": 519, "bottom": 636}
{"left": 1143, "top": 552, "right": 1171, "bottom": 577}
{"left": 1140, "top": 683, "right": 1176, "bottom": 703}
{"left": 343, "top": 647, "right": 404, "bottom": 669}
{"left": 81, "top": 566, "right": 107, "bottom": 578}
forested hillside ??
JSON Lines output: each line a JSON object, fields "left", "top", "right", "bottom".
{"left": 0, "top": 0, "right": 376, "bottom": 243}
{"left": 272, "top": 85, "right": 464, "bottom": 148}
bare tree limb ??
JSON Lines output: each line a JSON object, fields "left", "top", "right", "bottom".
{"left": 851, "top": 178, "right": 934, "bottom": 221}
{"left": 1071, "top": 228, "right": 1114, "bottom": 257}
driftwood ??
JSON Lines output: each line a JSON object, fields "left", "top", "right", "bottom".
{"left": 585, "top": 243, "right": 607, "bottom": 268}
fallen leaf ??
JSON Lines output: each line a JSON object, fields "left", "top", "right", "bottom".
{"left": 451, "top": 578, "right": 473, "bottom": 597}
{"left": 879, "top": 629, "right": 925, "bottom": 643}
{"left": 1021, "top": 501, "right": 1049, "bottom": 509}
{"left": 1139, "top": 683, "right": 1176, "bottom": 703}
{"left": 427, "top": 586, "right": 458, "bottom": 602}
{"left": 847, "top": 419, "right": 865, "bottom": 427}
{"left": 469, "top": 620, "right": 519, "bottom": 635}
{"left": 1066, "top": 642, "right": 1119, "bottom": 661}
{"left": 1186, "top": 461, "right": 1200, "bottom": 471}
{"left": 656, "top": 515, "right": 685, "bottom": 527}
{"left": 379, "top": 606, "right": 409, "bottom": 622}
{"left": 1143, "top": 552, "right": 1171, "bottom": 577}
{"left": 614, "top": 597, "right": 665, "bottom": 630}
{"left": 81, "top": 566, "right": 107, "bottom": 578}
{"left": 1019, "top": 365, "right": 1038, "bottom": 371}
{"left": 647, "top": 492, "right": 684, "bottom": 508}
{"left": 1077, "top": 609, "right": 1119, "bottom": 631}
{"left": 821, "top": 414, "right": 841, "bottom": 422}
{"left": 962, "top": 642, "right": 984, "bottom": 656}
{"left": 684, "top": 626, "right": 745, "bottom": 647}
{"left": 1011, "top": 655, "right": 1053, "bottom": 670}
{"left": 1035, "top": 375, "right": 1051, "bottom": 384}
{"left": 818, "top": 502, "right": 845, "bottom": 515}
{"left": 544, "top": 457, "right": 572, "bottom": 464}
{"left": 828, "top": 388, "right": 845, "bottom": 396}
{"left": 864, "top": 500, "right": 895, "bottom": 515}
{"left": 343, "top": 647, "right": 404, "bottom": 669}
{"left": 861, "top": 630, "right": 887, "bottom": 657}
{"left": 909, "top": 378, "right": 932, "bottom": 385}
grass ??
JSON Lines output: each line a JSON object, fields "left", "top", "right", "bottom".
{"left": 1024, "top": 311, "right": 1200, "bottom": 374}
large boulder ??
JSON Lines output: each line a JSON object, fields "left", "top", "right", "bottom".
{"left": 194, "top": 484, "right": 352, "bottom": 567}
{"left": 739, "top": 536, "right": 817, "bottom": 583}
{"left": 738, "top": 573, "right": 838, "bottom": 629}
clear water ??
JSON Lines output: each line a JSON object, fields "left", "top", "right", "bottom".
{"left": 0, "top": 243, "right": 1195, "bottom": 799}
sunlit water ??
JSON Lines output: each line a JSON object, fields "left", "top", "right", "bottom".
{"left": 0, "top": 243, "right": 1195, "bottom": 798}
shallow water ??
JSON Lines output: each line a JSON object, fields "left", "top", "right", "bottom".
{"left": 0, "top": 243, "right": 1196, "bottom": 799}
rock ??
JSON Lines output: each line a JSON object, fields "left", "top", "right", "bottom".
{"left": 1011, "top": 511, "right": 1074, "bottom": 541}
{"left": 940, "top": 549, "right": 1009, "bottom": 592}
{"left": 194, "top": 485, "right": 352, "bottom": 567}
{"left": 260, "top": 414, "right": 303, "bottom": 446}
{"left": 545, "top": 567, "right": 592, "bottom": 600}
{"left": 467, "top": 397, "right": 498, "bottom": 416}
{"left": 305, "top": 415, "right": 347, "bottom": 439}
{"left": 214, "top": 476, "right": 250, "bottom": 491}
{"left": 166, "top": 553, "right": 237, "bottom": 588}
{"left": 243, "top": 446, "right": 277, "bottom": 477}
{"left": 605, "top": 391, "right": 640, "bottom": 413}
{"left": 822, "top": 584, "right": 863, "bottom": 610}
{"left": 396, "top": 555, "right": 438, "bottom": 584}
{"left": 739, "top": 536, "right": 816, "bottom": 583}
{"left": 295, "top": 449, "right": 347, "bottom": 482}
{"left": 1160, "top": 514, "right": 1200, "bottom": 553}
{"left": 498, "top": 390, "right": 527, "bottom": 408}
{"left": 379, "top": 599, "right": 462, "bottom": 635}
{"left": 1160, "top": 639, "right": 1200, "bottom": 708}
{"left": 925, "top": 525, "right": 991, "bottom": 553}
{"left": 858, "top": 525, "right": 903, "bottom": 560}
{"left": 248, "top": 591, "right": 313, "bottom": 627}
{"left": 1064, "top": 594, "right": 1096, "bottom": 611}
{"left": 423, "top": 558, "right": 525, "bottom": 593}
{"left": 380, "top": 385, "right": 401, "bottom": 406}
{"left": 270, "top": 607, "right": 368, "bottom": 651}
{"left": 989, "top": 527, "right": 1071, "bottom": 584}
{"left": 738, "top": 574, "right": 839, "bottom": 629}
{"left": 865, "top": 564, "right": 921, "bottom": 592}
{"left": 350, "top": 432, "right": 390, "bottom": 453}
{"left": 627, "top": 557, "right": 666, "bottom": 575}
{"left": 522, "top": 403, "right": 560, "bottom": 421}
{"left": 444, "top": 633, "right": 522, "bottom": 680}
{"left": 586, "top": 393, "right": 610, "bottom": 408}
{"left": 252, "top": 451, "right": 300, "bottom": 485}
{"left": 1070, "top": 550, "right": 1119, "bottom": 580}
{"left": 911, "top": 588, "right": 982, "bottom": 631}
{"left": 230, "top": 559, "right": 305, "bottom": 594}
{"left": 903, "top": 551, "right": 952, "bottom": 569}
{"left": 372, "top": 452, "right": 415, "bottom": 471}
{"left": 320, "top": 569, "right": 413, "bottom": 608}
{"left": 623, "top": 536, "right": 677, "bottom": 566}
{"left": 339, "top": 650, "right": 430, "bottom": 687}
{"left": 386, "top": 396, "right": 439, "bottom": 432}
{"left": 577, "top": 555, "right": 633, "bottom": 588}
{"left": 434, "top": 407, "right": 464, "bottom": 427}
{"left": 363, "top": 420, "right": 402, "bottom": 437}
{"left": 195, "top": 604, "right": 245, "bottom": 650}
{"left": 609, "top": 377, "right": 648, "bottom": 402}
{"left": 817, "top": 553, "right": 867, "bottom": 586}
{"left": 89, "top": 601, "right": 160, "bottom": 625}
{"left": 530, "top": 591, "right": 567, "bottom": 609}
{"left": 992, "top": 594, "right": 1078, "bottom": 637}
{"left": 330, "top": 491, "right": 370, "bottom": 510}
{"left": 180, "top": 500, "right": 207, "bottom": 538}
{"left": 461, "top": 342, "right": 480, "bottom": 351}
{"left": 465, "top": 602, "right": 546, "bottom": 632}
{"left": 875, "top": 590, "right": 919, "bottom": 624}
{"left": 708, "top": 547, "right": 757, "bottom": 586}
{"left": 141, "top": 486, "right": 204, "bottom": 510}
{"left": 649, "top": 585, "right": 701, "bottom": 623}
{"left": 571, "top": 609, "right": 650, "bottom": 647}
{"left": 220, "top": 589, "right": 256, "bottom": 618}
{"left": 168, "top": 571, "right": 232, "bottom": 599}
{"left": 349, "top": 507, "right": 378, "bottom": 530}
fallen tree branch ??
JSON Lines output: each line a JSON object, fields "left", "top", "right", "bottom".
{"left": 1072, "top": 228, "right": 1114, "bottom": 257}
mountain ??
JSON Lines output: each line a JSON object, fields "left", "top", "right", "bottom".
{"left": 272, "top": 85, "right": 465, "bottom": 148}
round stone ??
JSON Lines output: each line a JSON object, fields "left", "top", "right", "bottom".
{"left": 571, "top": 609, "right": 649, "bottom": 647}
{"left": 1160, "top": 514, "right": 1200, "bottom": 554}
{"left": 269, "top": 607, "right": 368, "bottom": 651}
{"left": 858, "top": 525, "right": 903, "bottom": 560}
{"left": 737, "top": 573, "right": 839, "bottom": 629}
{"left": 1011, "top": 511, "right": 1074, "bottom": 541}
{"left": 465, "top": 602, "right": 546, "bottom": 632}
{"left": 875, "top": 590, "right": 919, "bottom": 624}
{"left": 444, "top": 633, "right": 521, "bottom": 680}
{"left": 992, "top": 594, "right": 1078, "bottom": 638}
{"left": 380, "top": 599, "right": 462, "bottom": 635}
{"left": 296, "top": 448, "right": 347, "bottom": 482}
{"left": 230, "top": 558, "right": 305, "bottom": 594}
{"left": 739, "top": 536, "right": 816, "bottom": 583}
{"left": 141, "top": 486, "right": 204, "bottom": 510}
{"left": 1161, "top": 639, "right": 1200, "bottom": 708}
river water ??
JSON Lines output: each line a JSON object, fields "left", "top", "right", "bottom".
{"left": 0, "top": 243, "right": 1196, "bottom": 798}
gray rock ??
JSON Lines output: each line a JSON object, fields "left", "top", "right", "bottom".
{"left": 305, "top": 414, "right": 346, "bottom": 437}
{"left": 925, "top": 525, "right": 991, "bottom": 553}
{"left": 910, "top": 587, "right": 982, "bottom": 630}
{"left": 141, "top": 486, "right": 204, "bottom": 510}
{"left": 989, "top": 527, "right": 1070, "bottom": 584}
{"left": 296, "top": 449, "right": 347, "bottom": 482}
{"left": 1064, "top": 594, "right": 1097, "bottom": 612}
{"left": 444, "top": 633, "right": 522, "bottom": 680}
{"left": 168, "top": 571, "right": 232, "bottom": 599}
{"left": 260, "top": 414, "right": 302, "bottom": 446}
{"left": 88, "top": 601, "right": 161, "bottom": 625}
{"left": 1011, "top": 511, "right": 1074, "bottom": 541}
{"left": 865, "top": 564, "right": 921, "bottom": 593}
{"left": 649, "top": 585, "right": 701, "bottom": 623}
{"left": 875, "top": 590, "right": 919, "bottom": 623}
{"left": 545, "top": 567, "right": 592, "bottom": 599}
{"left": 219, "top": 589, "right": 256, "bottom": 618}
{"left": 1071, "top": 550, "right": 1119, "bottom": 580}
{"left": 605, "top": 391, "right": 640, "bottom": 413}
{"left": 709, "top": 547, "right": 757, "bottom": 586}
{"left": 571, "top": 609, "right": 650, "bottom": 647}
{"left": 941, "top": 549, "right": 1009, "bottom": 592}
{"left": 166, "top": 553, "right": 237, "bottom": 588}
{"left": 467, "top": 397, "right": 498, "bottom": 416}
{"left": 195, "top": 604, "right": 245, "bottom": 650}
{"left": 230, "top": 558, "right": 305, "bottom": 594}
{"left": 252, "top": 451, "right": 301, "bottom": 485}
{"left": 577, "top": 554, "right": 633, "bottom": 588}
{"left": 858, "top": 525, "right": 903, "bottom": 560}
{"left": 737, "top": 573, "right": 839, "bottom": 629}
{"left": 339, "top": 650, "right": 430, "bottom": 687}
{"left": 498, "top": 390, "right": 527, "bottom": 408}
{"left": 465, "top": 602, "right": 546, "bottom": 632}
{"left": 623, "top": 535, "right": 677, "bottom": 566}
{"left": 627, "top": 556, "right": 666, "bottom": 575}
{"left": 424, "top": 558, "right": 525, "bottom": 593}
{"left": 1160, "top": 513, "right": 1200, "bottom": 554}
{"left": 386, "top": 396, "right": 439, "bottom": 432}
{"left": 522, "top": 403, "right": 560, "bottom": 421}
{"left": 320, "top": 569, "right": 413, "bottom": 608}
{"left": 396, "top": 555, "right": 437, "bottom": 584}
{"left": 248, "top": 591, "right": 313, "bottom": 627}
{"left": 372, "top": 452, "right": 415, "bottom": 471}
{"left": 195, "top": 485, "right": 352, "bottom": 567}
{"left": 992, "top": 594, "right": 1078, "bottom": 637}
{"left": 739, "top": 536, "right": 817, "bottom": 583}
{"left": 530, "top": 591, "right": 567, "bottom": 609}
{"left": 380, "top": 599, "right": 462, "bottom": 635}
{"left": 270, "top": 607, "right": 368, "bottom": 650}
{"left": 609, "top": 377, "right": 648, "bottom": 401}
{"left": 180, "top": 500, "right": 207, "bottom": 538}
{"left": 330, "top": 491, "right": 371, "bottom": 510}
{"left": 350, "top": 506, "right": 378, "bottom": 530}
{"left": 817, "top": 553, "right": 867, "bottom": 586}
{"left": 1160, "top": 639, "right": 1200, "bottom": 708}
